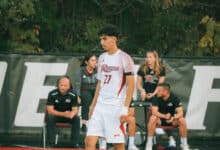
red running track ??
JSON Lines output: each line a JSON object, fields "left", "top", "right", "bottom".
{"left": 0, "top": 147, "right": 85, "bottom": 150}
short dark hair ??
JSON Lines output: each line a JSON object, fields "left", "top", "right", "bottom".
{"left": 98, "top": 24, "right": 120, "bottom": 38}
{"left": 158, "top": 82, "right": 171, "bottom": 92}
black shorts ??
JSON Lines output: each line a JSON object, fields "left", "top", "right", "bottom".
{"left": 161, "top": 118, "right": 172, "bottom": 126}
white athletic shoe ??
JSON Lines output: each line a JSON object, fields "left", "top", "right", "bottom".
{"left": 145, "top": 143, "right": 153, "bottom": 150}
{"left": 128, "top": 145, "right": 139, "bottom": 150}
{"left": 155, "top": 128, "right": 165, "bottom": 135}
{"left": 169, "top": 137, "right": 176, "bottom": 147}
{"left": 180, "top": 144, "right": 190, "bottom": 150}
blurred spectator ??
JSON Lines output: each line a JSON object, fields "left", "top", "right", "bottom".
{"left": 136, "top": 50, "right": 166, "bottom": 101}
{"left": 75, "top": 54, "right": 97, "bottom": 132}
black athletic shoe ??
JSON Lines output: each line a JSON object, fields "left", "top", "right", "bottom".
{"left": 81, "top": 124, "right": 87, "bottom": 132}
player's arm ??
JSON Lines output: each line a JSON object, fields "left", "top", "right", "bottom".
{"left": 69, "top": 94, "right": 79, "bottom": 118}
{"left": 124, "top": 74, "right": 134, "bottom": 107}
{"left": 152, "top": 76, "right": 165, "bottom": 96}
{"left": 89, "top": 80, "right": 101, "bottom": 118}
{"left": 174, "top": 106, "right": 184, "bottom": 119}
{"left": 136, "top": 75, "right": 144, "bottom": 93}
{"left": 47, "top": 105, "right": 67, "bottom": 117}
{"left": 136, "top": 75, "right": 146, "bottom": 101}
{"left": 46, "top": 92, "right": 67, "bottom": 117}
{"left": 69, "top": 106, "right": 78, "bottom": 119}
{"left": 152, "top": 106, "right": 171, "bottom": 119}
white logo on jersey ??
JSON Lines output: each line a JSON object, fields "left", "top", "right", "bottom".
{"left": 101, "top": 64, "right": 119, "bottom": 72}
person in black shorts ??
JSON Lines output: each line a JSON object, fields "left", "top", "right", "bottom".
{"left": 145, "top": 83, "right": 189, "bottom": 150}
{"left": 75, "top": 54, "right": 97, "bottom": 132}
{"left": 46, "top": 76, "right": 80, "bottom": 148}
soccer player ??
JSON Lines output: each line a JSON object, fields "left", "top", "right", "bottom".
{"left": 145, "top": 83, "right": 189, "bottom": 150}
{"left": 85, "top": 24, "right": 135, "bottom": 150}
{"left": 46, "top": 76, "right": 80, "bottom": 148}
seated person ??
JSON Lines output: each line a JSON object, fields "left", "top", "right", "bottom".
{"left": 145, "top": 83, "right": 189, "bottom": 150}
{"left": 46, "top": 76, "right": 80, "bottom": 148}
{"left": 99, "top": 107, "right": 139, "bottom": 150}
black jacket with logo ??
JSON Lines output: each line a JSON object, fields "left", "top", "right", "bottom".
{"left": 47, "top": 89, "right": 78, "bottom": 112}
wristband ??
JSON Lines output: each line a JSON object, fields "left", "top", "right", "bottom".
{"left": 121, "top": 106, "right": 129, "bottom": 116}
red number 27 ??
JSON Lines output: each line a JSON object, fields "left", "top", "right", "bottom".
{"left": 104, "top": 75, "right": 112, "bottom": 84}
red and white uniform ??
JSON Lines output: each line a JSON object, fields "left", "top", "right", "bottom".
{"left": 97, "top": 49, "right": 134, "bottom": 106}
{"left": 87, "top": 50, "right": 134, "bottom": 143}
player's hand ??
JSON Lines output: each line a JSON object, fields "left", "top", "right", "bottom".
{"left": 69, "top": 111, "right": 76, "bottom": 119}
{"left": 63, "top": 111, "right": 72, "bottom": 118}
{"left": 120, "top": 115, "right": 127, "bottom": 123}
{"left": 146, "top": 93, "right": 154, "bottom": 99}
{"left": 166, "top": 116, "right": 174, "bottom": 123}
{"left": 140, "top": 90, "right": 146, "bottom": 101}
{"left": 164, "top": 113, "right": 171, "bottom": 119}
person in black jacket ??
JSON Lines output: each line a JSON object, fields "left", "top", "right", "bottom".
{"left": 75, "top": 54, "right": 97, "bottom": 132}
{"left": 46, "top": 76, "right": 80, "bottom": 148}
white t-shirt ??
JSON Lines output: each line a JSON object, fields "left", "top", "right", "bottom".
{"left": 96, "top": 50, "right": 134, "bottom": 106}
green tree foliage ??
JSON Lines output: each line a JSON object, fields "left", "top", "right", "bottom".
{"left": 0, "top": 0, "right": 220, "bottom": 56}
{"left": 0, "top": 0, "right": 42, "bottom": 53}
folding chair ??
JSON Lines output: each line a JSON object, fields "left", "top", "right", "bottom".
{"left": 42, "top": 113, "right": 71, "bottom": 148}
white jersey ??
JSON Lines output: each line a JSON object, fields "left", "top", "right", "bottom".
{"left": 96, "top": 50, "right": 134, "bottom": 106}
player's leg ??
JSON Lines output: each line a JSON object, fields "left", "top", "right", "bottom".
{"left": 173, "top": 117, "right": 189, "bottom": 150}
{"left": 70, "top": 116, "right": 80, "bottom": 147}
{"left": 85, "top": 136, "right": 99, "bottom": 150}
{"left": 46, "top": 114, "right": 56, "bottom": 145}
{"left": 85, "top": 103, "right": 105, "bottom": 150}
{"left": 145, "top": 115, "right": 161, "bottom": 150}
{"left": 113, "top": 143, "right": 126, "bottom": 150}
{"left": 104, "top": 106, "right": 126, "bottom": 150}
{"left": 126, "top": 108, "right": 139, "bottom": 150}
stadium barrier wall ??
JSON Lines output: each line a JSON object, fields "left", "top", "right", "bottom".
{"left": 0, "top": 53, "right": 220, "bottom": 138}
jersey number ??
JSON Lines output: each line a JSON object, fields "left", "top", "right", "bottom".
{"left": 104, "top": 75, "right": 112, "bottom": 84}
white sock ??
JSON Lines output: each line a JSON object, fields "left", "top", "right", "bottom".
{"left": 129, "top": 136, "right": 135, "bottom": 146}
{"left": 181, "top": 137, "right": 187, "bottom": 145}
{"left": 99, "top": 137, "right": 107, "bottom": 149}
{"left": 169, "top": 136, "right": 175, "bottom": 141}
{"left": 146, "top": 136, "right": 153, "bottom": 144}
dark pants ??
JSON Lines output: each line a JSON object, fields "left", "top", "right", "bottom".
{"left": 46, "top": 114, "right": 80, "bottom": 145}
{"left": 81, "top": 90, "right": 94, "bottom": 120}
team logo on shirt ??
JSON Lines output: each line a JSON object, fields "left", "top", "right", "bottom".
{"left": 167, "top": 103, "right": 173, "bottom": 107}
{"left": 65, "top": 98, "right": 71, "bottom": 103}
{"left": 101, "top": 64, "right": 119, "bottom": 72}
{"left": 145, "top": 75, "right": 153, "bottom": 82}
